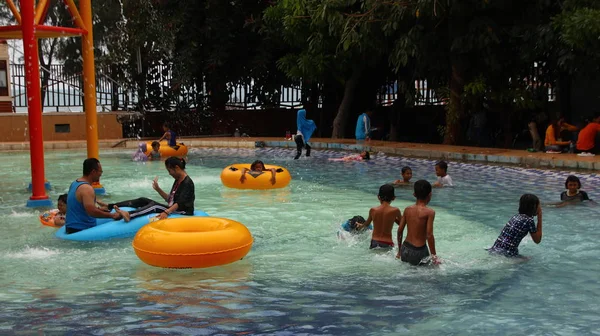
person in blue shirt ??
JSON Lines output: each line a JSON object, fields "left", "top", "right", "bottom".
{"left": 355, "top": 109, "right": 373, "bottom": 143}
{"left": 294, "top": 109, "right": 317, "bottom": 160}
{"left": 158, "top": 122, "right": 177, "bottom": 147}
{"left": 64, "top": 158, "right": 121, "bottom": 234}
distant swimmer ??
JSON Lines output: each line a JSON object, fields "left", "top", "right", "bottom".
{"left": 392, "top": 166, "right": 413, "bottom": 187}
{"left": 329, "top": 151, "right": 370, "bottom": 162}
{"left": 553, "top": 175, "right": 595, "bottom": 208}
{"left": 432, "top": 160, "right": 453, "bottom": 187}
{"left": 240, "top": 160, "right": 277, "bottom": 185}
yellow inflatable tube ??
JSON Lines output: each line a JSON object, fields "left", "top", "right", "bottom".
{"left": 220, "top": 164, "right": 291, "bottom": 189}
{"left": 132, "top": 217, "right": 253, "bottom": 268}
{"left": 145, "top": 141, "right": 188, "bottom": 157}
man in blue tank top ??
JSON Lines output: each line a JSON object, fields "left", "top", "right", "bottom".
{"left": 355, "top": 109, "right": 373, "bottom": 143}
{"left": 158, "top": 122, "right": 177, "bottom": 147}
{"left": 64, "top": 158, "right": 121, "bottom": 234}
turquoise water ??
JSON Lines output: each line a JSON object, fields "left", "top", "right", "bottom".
{"left": 1, "top": 147, "right": 599, "bottom": 334}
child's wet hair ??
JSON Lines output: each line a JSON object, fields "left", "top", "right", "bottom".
{"left": 435, "top": 160, "right": 448, "bottom": 172}
{"left": 414, "top": 180, "right": 432, "bottom": 200}
{"left": 151, "top": 141, "right": 160, "bottom": 148}
{"left": 250, "top": 160, "right": 264, "bottom": 171}
{"left": 165, "top": 157, "right": 186, "bottom": 170}
{"left": 363, "top": 151, "right": 370, "bottom": 160}
{"left": 518, "top": 194, "right": 539, "bottom": 217}
{"left": 378, "top": 184, "right": 395, "bottom": 203}
{"left": 57, "top": 194, "right": 67, "bottom": 204}
{"left": 565, "top": 175, "right": 582, "bottom": 189}
{"left": 348, "top": 215, "right": 366, "bottom": 230}
{"left": 401, "top": 166, "right": 412, "bottom": 174}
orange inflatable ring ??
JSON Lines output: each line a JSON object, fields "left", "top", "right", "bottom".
{"left": 220, "top": 164, "right": 292, "bottom": 189}
{"left": 39, "top": 209, "right": 63, "bottom": 227}
{"left": 132, "top": 217, "right": 253, "bottom": 268}
{"left": 145, "top": 141, "right": 188, "bottom": 158}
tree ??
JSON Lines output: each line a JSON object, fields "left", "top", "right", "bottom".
{"left": 264, "top": 0, "right": 399, "bottom": 138}
{"left": 553, "top": 0, "right": 600, "bottom": 72}
{"left": 56, "top": 0, "right": 175, "bottom": 112}
{"left": 166, "top": 0, "right": 280, "bottom": 114}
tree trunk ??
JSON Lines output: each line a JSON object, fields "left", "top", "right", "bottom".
{"left": 443, "top": 61, "right": 466, "bottom": 145}
{"left": 110, "top": 64, "right": 120, "bottom": 111}
{"left": 38, "top": 42, "right": 51, "bottom": 109}
{"left": 136, "top": 48, "right": 148, "bottom": 113}
{"left": 320, "top": 79, "right": 343, "bottom": 138}
{"left": 389, "top": 68, "right": 415, "bottom": 141}
{"left": 206, "top": 79, "right": 229, "bottom": 113}
{"left": 331, "top": 69, "right": 363, "bottom": 139}
{"left": 556, "top": 71, "right": 571, "bottom": 121}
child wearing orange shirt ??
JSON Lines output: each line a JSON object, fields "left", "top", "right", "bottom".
{"left": 544, "top": 117, "right": 578, "bottom": 152}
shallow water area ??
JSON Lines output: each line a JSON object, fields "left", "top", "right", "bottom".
{"left": 1, "top": 147, "right": 599, "bottom": 334}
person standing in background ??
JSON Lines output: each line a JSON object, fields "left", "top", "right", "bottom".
{"left": 294, "top": 109, "right": 317, "bottom": 160}
{"left": 355, "top": 109, "right": 373, "bottom": 144}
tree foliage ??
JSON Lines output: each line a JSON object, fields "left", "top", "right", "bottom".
{"left": 3, "top": 0, "right": 598, "bottom": 143}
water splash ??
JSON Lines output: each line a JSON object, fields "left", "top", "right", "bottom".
{"left": 5, "top": 246, "right": 60, "bottom": 260}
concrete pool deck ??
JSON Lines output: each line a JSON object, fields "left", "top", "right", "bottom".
{"left": 0, "top": 137, "right": 598, "bottom": 171}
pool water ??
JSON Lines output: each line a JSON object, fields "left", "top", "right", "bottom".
{"left": 1, "top": 147, "right": 599, "bottom": 334}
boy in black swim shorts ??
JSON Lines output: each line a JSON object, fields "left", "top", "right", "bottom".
{"left": 357, "top": 184, "right": 402, "bottom": 250}
{"left": 397, "top": 180, "right": 440, "bottom": 265}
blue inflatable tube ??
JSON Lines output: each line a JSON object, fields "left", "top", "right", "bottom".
{"left": 55, "top": 207, "right": 209, "bottom": 241}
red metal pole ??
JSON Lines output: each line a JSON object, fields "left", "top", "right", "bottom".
{"left": 22, "top": 0, "right": 50, "bottom": 206}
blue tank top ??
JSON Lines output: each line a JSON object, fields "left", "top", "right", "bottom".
{"left": 167, "top": 130, "right": 177, "bottom": 146}
{"left": 65, "top": 180, "right": 97, "bottom": 231}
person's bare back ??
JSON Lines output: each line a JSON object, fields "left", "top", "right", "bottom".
{"left": 369, "top": 203, "right": 401, "bottom": 243}
{"left": 397, "top": 180, "right": 439, "bottom": 265}
{"left": 401, "top": 204, "right": 435, "bottom": 248}
{"left": 358, "top": 184, "right": 401, "bottom": 249}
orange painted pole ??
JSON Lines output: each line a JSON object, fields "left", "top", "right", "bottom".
{"left": 34, "top": 0, "right": 51, "bottom": 24}
{"left": 79, "top": 0, "right": 99, "bottom": 159}
{"left": 79, "top": 0, "right": 104, "bottom": 194}
{"left": 63, "top": 0, "right": 88, "bottom": 31}
{"left": 22, "top": 0, "right": 51, "bottom": 207}
{"left": 6, "top": 0, "right": 22, "bottom": 25}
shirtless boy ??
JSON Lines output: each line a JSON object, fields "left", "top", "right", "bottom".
{"left": 357, "top": 184, "right": 402, "bottom": 250}
{"left": 397, "top": 180, "right": 440, "bottom": 265}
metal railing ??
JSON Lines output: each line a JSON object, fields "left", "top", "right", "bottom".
{"left": 8, "top": 63, "right": 554, "bottom": 112}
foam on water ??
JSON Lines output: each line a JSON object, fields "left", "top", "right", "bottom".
{"left": 8, "top": 211, "right": 36, "bottom": 218}
{"left": 5, "top": 246, "right": 60, "bottom": 259}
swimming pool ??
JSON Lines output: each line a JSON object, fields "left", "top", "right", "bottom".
{"left": 0, "top": 147, "right": 599, "bottom": 334}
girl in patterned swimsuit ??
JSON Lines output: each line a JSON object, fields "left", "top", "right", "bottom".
{"left": 489, "top": 194, "right": 543, "bottom": 257}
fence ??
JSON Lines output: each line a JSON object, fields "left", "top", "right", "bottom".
{"left": 8, "top": 64, "right": 553, "bottom": 112}
{"left": 10, "top": 64, "right": 138, "bottom": 112}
